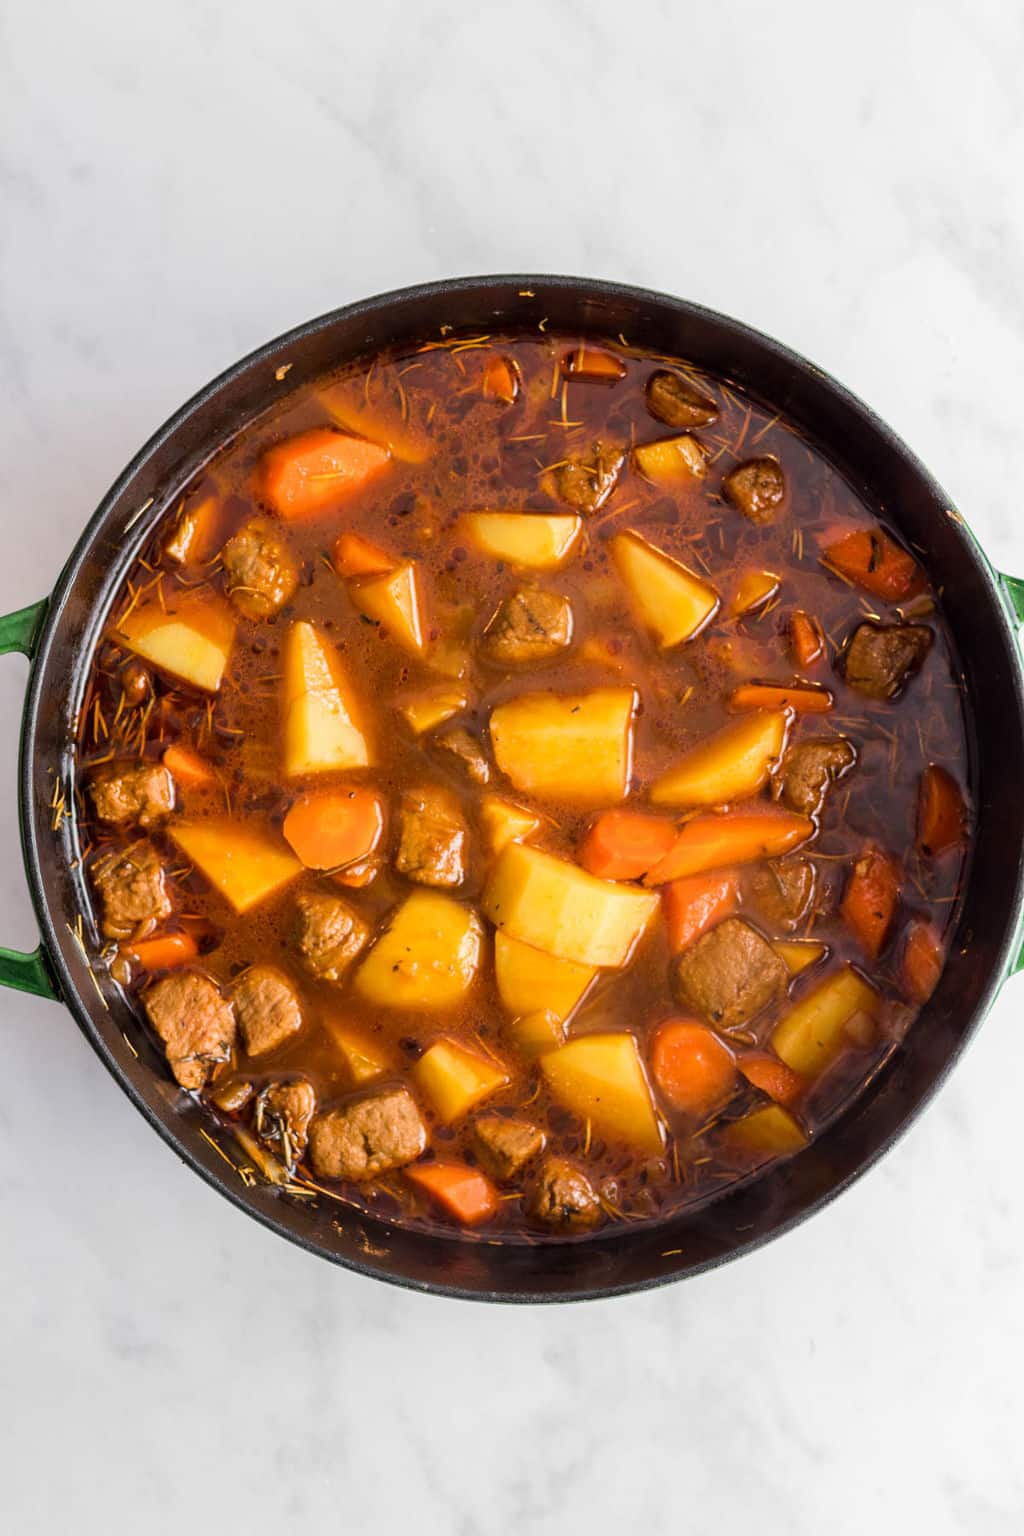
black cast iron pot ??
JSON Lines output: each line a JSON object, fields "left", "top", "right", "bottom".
{"left": 5, "top": 276, "right": 1024, "bottom": 1302}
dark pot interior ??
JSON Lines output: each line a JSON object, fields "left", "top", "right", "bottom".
{"left": 19, "top": 276, "right": 1024, "bottom": 1300}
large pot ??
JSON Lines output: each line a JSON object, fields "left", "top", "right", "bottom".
{"left": 6, "top": 276, "right": 1024, "bottom": 1302}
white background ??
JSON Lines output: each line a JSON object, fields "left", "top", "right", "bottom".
{"left": 3, "top": 2, "right": 1024, "bottom": 1531}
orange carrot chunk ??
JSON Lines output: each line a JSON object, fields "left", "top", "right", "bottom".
{"left": 650, "top": 1020, "right": 737, "bottom": 1116}
{"left": 738, "top": 1052, "right": 805, "bottom": 1107}
{"left": 730, "top": 682, "right": 833, "bottom": 713}
{"left": 163, "top": 743, "right": 218, "bottom": 788}
{"left": 561, "top": 347, "right": 627, "bottom": 382}
{"left": 579, "top": 810, "right": 678, "bottom": 880}
{"left": 405, "top": 1161, "right": 499, "bottom": 1226}
{"left": 119, "top": 932, "right": 198, "bottom": 971}
{"left": 916, "top": 764, "right": 966, "bottom": 856}
{"left": 789, "top": 609, "right": 824, "bottom": 668}
{"left": 333, "top": 532, "right": 396, "bottom": 578}
{"left": 645, "top": 810, "right": 814, "bottom": 886}
{"left": 840, "top": 846, "right": 901, "bottom": 959}
{"left": 821, "top": 528, "right": 923, "bottom": 601}
{"left": 662, "top": 870, "right": 739, "bottom": 951}
{"left": 482, "top": 355, "right": 519, "bottom": 404}
{"left": 263, "top": 428, "right": 390, "bottom": 520}
{"left": 901, "top": 917, "right": 944, "bottom": 1003}
{"left": 283, "top": 789, "right": 384, "bottom": 871}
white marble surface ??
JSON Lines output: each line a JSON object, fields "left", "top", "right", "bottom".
{"left": 3, "top": 1, "right": 1024, "bottom": 1530}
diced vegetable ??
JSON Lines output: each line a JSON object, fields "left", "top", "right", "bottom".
{"left": 731, "top": 569, "right": 780, "bottom": 617}
{"left": 916, "top": 765, "right": 965, "bottom": 855}
{"left": 579, "top": 810, "right": 677, "bottom": 880}
{"left": 481, "top": 355, "right": 520, "bottom": 404}
{"left": 662, "top": 870, "right": 739, "bottom": 951}
{"left": 170, "top": 819, "right": 302, "bottom": 912}
{"left": 263, "top": 427, "right": 391, "bottom": 518}
{"left": 901, "top": 918, "right": 944, "bottom": 1003}
{"left": 164, "top": 494, "right": 220, "bottom": 565}
{"left": 840, "top": 847, "right": 900, "bottom": 959}
{"left": 726, "top": 1104, "right": 808, "bottom": 1155}
{"left": 540, "top": 1033, "right": 663, "bottom": 1153}
{"left": 737, "top": 1052, "right": 804, "bottom": 1106}
{"left": 412, "top": 1038, "right": 509, "bottom": 1122}
{"left": 324, "top": 1017, "right": 394, "bottom": 1084}
{"left": 729, "top": 683, "right": 833, "bottom": 713}
{"left": 459, "top": 511, "right": 582, "bottom": 569}
{"left": 645, "top": 809, "right": 814, "bottom": 885}
{"left": 494, "top": 931, "right": 595, "bottom": 1022}
{"left": 333, "top": 532, "right": 395, "bottom": 578}
{"left": 489, "top": 688, "right": 636, "bottom": 806}
{"left": 162, "top": 743, "right": 218, "bottom": 788}
{"left": 772, "top": 940, "right": 827, "bottom": 976}
{"left": 650, "top": 710, "right": 789, "bottom": 808}
{"left": 633, "top": 434, "right": 708, "bottom": 485}
{"left": 349, "top": 562, "right": 426, "bottom": 656}
{"left": 397, "top": 685, "right": 470, "bottom": 735}
{"left": 479, "top": 796, "right": 540, "bottom": 859}
{"left": 117, "top": 594, "right": 236, "bottom": 694}
{"left": 118, "top": 932, "right": 198, "bottom": 971}
{"left": 771, "top": 965, "right": 879, "bottom": 1076}
{"left": 821, "top": 528, "right": 923, "bottom": 601}
{"left": 483, "top": 842, "right": 659, "bottom": 968}
{"left": 355, "top": 891, "right": 483, "bottom": 1009}
{"left": 282, "top": 620, "right": 371, "bottom": 775}
{"left": 505, "top": 1007, "right": 567, "bottom": 1058}
{"left": 649, "top": 1020, "right": 737, "bottom": 1116}
{"left": 405, "top": 1160, "right": 499, "bottom": 1225}
{"left": 610, "top": 530, "right": 718, "bottom": 647}
{"left": 282, "top": 789, "right": 384, "bottom": 870}
{"left": 561, "top": 346, "right": 627, "bottom": 382}
{"left": 318, "top": 381, "right": 431, "bottom": 463}
{"left": 789, "top": 610, "right": 824, "bottom": 668}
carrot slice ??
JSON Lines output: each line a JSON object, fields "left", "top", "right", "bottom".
{"left": 561, "top": 347, "right": 627, "bottom": 382}
{"left": 738, "top": 1052, "right": 805, "bottom": 1107}
{"left": 482, "top": 355, "right": 519, "bottom": 403}
{"left": 283, "top": 789, "right": 384, "bottom": 871}
{"left": 405, "top": 1161, "right": 499, "bottom": 1226}
{"left": 163, "top": 743, "right": 218, "bottom": 788}
{"left": 821, "top": 528, "right": 923, "bottom": 601}
{"left": 262, "top": 428, "right": 390, "bottom": 519}
{"left": 650, "top": 1020, "right": 737, "bottom": 1116}
{"left": 901, "top": 917, "right": 944, "bottom": 1003}
{"left": 840, "top": 846, "right": 901, "bottom": 959}
{"left": 789, "top": 610, "right": 824, "bottom": 668}
{"left": 645, "top": 810, "right": 814, "bottom": 886}
{"left": 578, "top": 810, "right": 677, "bottom": 880}
{"left": 119, "top": 932, "right": 198, "bottom": 971}
{"left": 730, "top": 683, "right": 833, "bottom": 713}
{"left": 916, "top": 765, "right": 966, "bottom": 856}
{"left": 662, "top": 870, "right": 738, "bottom": 951}
{"left": 333, "top": 532, "right": 396, "bottom": 578}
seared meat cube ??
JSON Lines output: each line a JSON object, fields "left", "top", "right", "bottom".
{"left": 529, "top": 1156, "right": 601, "bottom": 1231}
{"left": 554, "top": 440, "right": 624, "bottom": 514}
{"left": 645, "top": 369, "right": 718, "bottom": 429}
{"left": 748, "top": 858, "right": 816, "bottom": 932}
{"left": 480, "top": 589, "right": 573, "bottom": 667}
{"left": 232, "top": 964, "right": 303, "bottom": 1056}
{"left": 308, "top": 1086, "right": 427, "bottom": 1181}
{"left": 209, "top": 1076, "right": 254, "bottom": 1114}
{"left": 89, "top": 762, "right": 174, "bottom": 829}
{"left": 255, "top": 1078, "right": 316, "bottom": 1165}
{"left": 780, "top": 736, "right": 857, "bottom": 817}
{"left": 435, "top": 727, "right": 491, "bottom": 785}
{"left": 723, "top": 456, "right": 786, "bottom": 523}
{"left": 221, "top": 516, "right": 299, "bottom": 619}
{"left": 673, "top": 916, "right": 788, "bottom": 1030}
{"left": 91, "top": 839, "right": 172, "bottom": 939}
{"left": 143, "top": 969, "right": 235, "bottom": 1090}
{"left": 473, "top": 1114, "right": 545, "bottom": 1181}
{"left": 293, "top": 888, "right": 369, "bottom": 983}
{"left": 119, "top": 660, "right": 151, "bottom": 706}
{"left": 395, "top": 786, "right": 467, "bottom": 888}
{"left": 844, "top": 622, "right": 932, "bottom": 700}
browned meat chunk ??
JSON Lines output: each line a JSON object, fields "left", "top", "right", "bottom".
{"left": 645, "top": 369, "right": 718, "bottom": 429}
{"left": 844, "top": 622, "right": 932, "bottom": 699}
{"left": 723, "top": 456, "right": 786, "bottom": 523}
{"left": 143, "top": 969, "right": 235, "bottom": 1090}
{"left": 308, "top": 1086, "right": 427, "bottom": 1181}
{"left": 673, "top": 916, "right": 788, "bottom": 1030}
{"left": 473, "top": 1114, "right": 545, "bottom": 1180}
{"left": 529, "top": 1156, "right": 601, "bottom": 1231}
{"left": 91, "top": 839, "right": 172, "bottom": 939}
{"left": 293, "top": 888, "right": 369, "bottom": 982}
{"left": 256, "top": 1078, "right": 316, "bottom": 1165}
{"left": 480, "top": 589, "right": 573, "bottom": 667}
{"left": 209, "top": 1077, "right": 253, "bottom": 1114}
{"left": 119, "top": 660, "right": 151, "bottom": 705}
{"left": 89, "top": 762, "right": 174, "bottom": 829}
{"left": 748, "top": 858, "right": 816, "bottom": 932}
{"left": 221, "top": 516, "right": 299, "bottom": 619}
{"left": 395, "top": 786, "right": 467, "bottom": 888}
{"left": 780, "top": 737, "right": 857, "bottom": 817}
{"left": 232, "top": 964, "right": 303, "bottom": 1056}
{"left": 434, "top": 727, "right": 491, "bottom": 784}
{"left": 554, "top": 440, "right": 624, "bottom": 514}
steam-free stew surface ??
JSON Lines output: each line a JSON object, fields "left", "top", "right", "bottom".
{"left": 76, "top": 331, "right": 970, "bottom": 1240}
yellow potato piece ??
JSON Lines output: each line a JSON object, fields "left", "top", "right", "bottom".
{"left": 459, "top": 512, "right": 582, "bottom": 569}
{"left": 773, "top": 940, "right": 828, "bottom": 977}
{"left": 117, "top": 594, "right": 236, "bottom": 693}
{"left": 412, "top": 1038, "right": 509, "bottom": 1123}
{"left": 351, "top": 562, "right": 426, "bottom": 656}
{"left": 726, "top": 1104, "right": 808, "bottom": 1156}
{"left": 483, "top": 843, "right": 659, "bottom": 969}
{"left": 505, "top": 1008, "right": 567, "bottom": 1059}
{"left": 317, "top": 382, "right": 431, "bottom": 464}
{"left": 731, "top": 569, "right": 780, "bottom": 616}
{"left": 771, "top": 965, "right": 879, "bottom": 1078}
{"left": 494, "top": 931, "right": 595, "bottom": 1022}
{"left": 282, "top": 620, "right": 371, "bottom": 776}
{"left": 355, "top": 891, "right": 483, "bottom": 1009}
{"left": 610, "top": 531, "right": 719, "bottom": 648}
{"left": 323, "top": 1018, "right": 393, "bottom": 1085}
{"left": 634, "top": 434, "right": 707, "bottom": 484}
{"left": 540, "top": 1033, "right": 663, "bottom": 1154}
{"left": 397, "top": 685, "right": 470, "bottom": 735}
{"left": 489, "top": 687, "right": 636, "bottom": 805}
{"left": 170, "top": 819, "right": 302, "bottom": 912}
{"left": 650, "top": 710, "right": 789, "bottom": 807}
{"left": 479, "top": 796, "right": 540, "bottom": 859}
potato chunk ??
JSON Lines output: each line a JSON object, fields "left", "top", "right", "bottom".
{"left": 355, "top": 891, "right": 483, "bottom": 1009}
{"left": 771, "top": 965, "right": 879, "bottom": 1078}
{"left": 650, "top": 710, "right": 789, "bottom": 808}
{"left": 397, "top": 685, "right": 469, "bottom": 735}
{"left": 324, "top": 1017, "right": 394, "bottom": 1085}
{"left": 633, "top": 434, "right": 708, "bottom": 485}
{"left": 116, "top": 593, "right": 236, "bottom": 693}
{"left": 610, "top": 531, "right": 718, "bottom": 648}
{"left": 170, "top": 819, "right": 302, "bottom": 912}
{"left": 726, "top": 1104, "right": 808, "bottom": 1155}
{"left": 282, "top": 620, "right": 371, "bottom": 775}
{"left": 494, "top": 931, "right": 595, "bottom": 1022}
{"left": 479, "top": 796, "right": 540, "bottom": 860}
{"left": 350, "top": 562, "right": 426, "bottom": 656}
{"left": 412, "top": 1038, "right": 510, "bottom": 1123}
{"left": 540, "top": 1033, "right": 663, "bottom": 1154}
{"left": 483, "top": 843, "right": 659, "bottom": 969}
{"left": 489, "top": 687, "right": 636, "bottom": 805}
{"left": 459, "top": 511, "right": 582, "bottom": 569}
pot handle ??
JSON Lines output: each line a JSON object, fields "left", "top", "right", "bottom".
{"left": 0, "top": 597, "right": 60, "bottom": 999}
